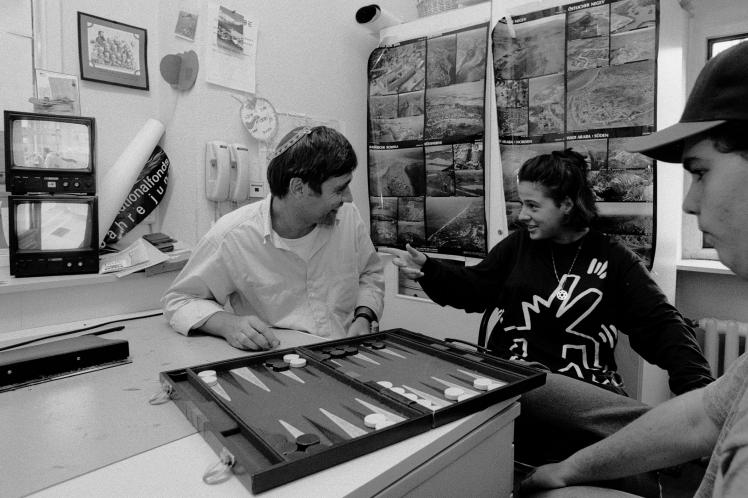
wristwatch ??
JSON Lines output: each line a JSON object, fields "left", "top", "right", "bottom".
{"left": 354, "top": 307, "right": 377, "bottom": 324}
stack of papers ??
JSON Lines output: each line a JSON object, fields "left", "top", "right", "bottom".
{"left": 99, "top": 238, "right": 169, "bottom": 277}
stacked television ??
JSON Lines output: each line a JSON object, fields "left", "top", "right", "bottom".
{"left": 3, "top": 111, "right": 99, "bottom": 277}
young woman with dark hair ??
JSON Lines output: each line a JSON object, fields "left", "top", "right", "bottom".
{"left": 383, "top": 149, "right": 713, "bottom": 497}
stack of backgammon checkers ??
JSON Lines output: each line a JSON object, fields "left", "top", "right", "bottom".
{"left": 282, "top": 353, "right": 307, "bottom": 368}
{"left": 361, "top": 339, "right": 386, "bottom": 350}
{"left": 443, "top": 386, "right": 476, "bottom": 402}
{"left": 363, "top": 413, "right": 394, "bottom": 430}
{"left": 264, "top": 359, "right": 289, "bottom": 372}
{"left": 376, "top": 380, "right": 439, "bottom": 411}
{"left": 198, "top": 369, "right": 217, "bottom": 386}
{"left": 473, "top": 377, "right": 492, "bottom": 391}
{"left": 316, "top": 345, "right": 363, "bottom": 361}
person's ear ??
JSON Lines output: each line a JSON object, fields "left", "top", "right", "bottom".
{"left": 560, "top": 196, "right": 573, "bottom": 215}
{"left": 288, "top": 177, "right": 305, "bottom": 197}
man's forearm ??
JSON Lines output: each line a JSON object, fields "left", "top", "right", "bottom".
{"left": 564, "top": 388, "right": 718, "bottom": 484}
{"left": 196, "top": 311, "right": 234, "bottom": 339}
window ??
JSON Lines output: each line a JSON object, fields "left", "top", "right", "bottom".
{"left": 708, "top": 33, "right": 748, "bottom": 58}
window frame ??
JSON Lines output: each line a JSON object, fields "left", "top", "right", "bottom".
{"left": 708, "top": 33, "right": 748, "bottom": 58}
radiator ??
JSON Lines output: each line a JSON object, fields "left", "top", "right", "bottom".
{"left": 698, "top": 318, "right": 748, "bottom": 377}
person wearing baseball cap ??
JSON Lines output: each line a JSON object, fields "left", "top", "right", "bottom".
{"left": 522, "top": 41, "right": 748, "bottom": 497}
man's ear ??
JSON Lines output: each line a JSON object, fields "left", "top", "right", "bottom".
{"left": 288, "top": 177, "right": 305, "bottom": 197}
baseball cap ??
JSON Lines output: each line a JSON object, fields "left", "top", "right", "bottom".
{"left": 626, "top": 40, "right": 748, "bottom": 163}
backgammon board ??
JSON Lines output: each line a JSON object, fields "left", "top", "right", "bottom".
{"left": 159, "top": 328, "right": 545, "bottom": 493}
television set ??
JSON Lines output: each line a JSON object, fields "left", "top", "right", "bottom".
{"left": 8, "top": 195, "right": 99, "bottom": 277}
{"left": 4, "top": 111, "right": 96, "bottom": 194}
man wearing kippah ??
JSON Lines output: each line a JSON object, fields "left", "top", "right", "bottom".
{"left": 523, "top": 41, "right": 748, "bottom": 497}
{"left": 162, "top": 126, "right": 384, "bottom": 350}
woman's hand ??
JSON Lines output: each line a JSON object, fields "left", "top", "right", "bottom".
{"left": 379, "top": 244, "right": 427, "bottom": 279}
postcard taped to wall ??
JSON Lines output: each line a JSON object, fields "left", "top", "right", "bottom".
{"left": 367, "top": 24, "right": 489, "bottom": 258}
{"left": 494, "top": 0, "right": 657, "bottom": 267}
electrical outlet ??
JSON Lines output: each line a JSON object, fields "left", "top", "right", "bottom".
{"left": 249, "top": 183, "right": 265, "bottom": 198}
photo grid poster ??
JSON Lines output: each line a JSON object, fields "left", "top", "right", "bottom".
{"left": 494, "top": 0, "right": 657, "bottom": 267}
{"left": 367, "top": 24, "right": 489, "bottom": 262}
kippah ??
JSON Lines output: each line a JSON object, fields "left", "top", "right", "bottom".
{"left": 271, "top": 127, "right": 312, "bottom": 159}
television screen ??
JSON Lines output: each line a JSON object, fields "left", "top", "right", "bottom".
{"left": 10, "top": 118, "right": 91, "bottom": 171}
{"left": 8, "top": 194, "right": 99, "bottom": 277}
{"left": 14, "top": 199, "right": 93, "bottom": 251}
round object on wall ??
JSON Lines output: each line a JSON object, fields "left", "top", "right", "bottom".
{"left": 239, "top": 96, "right": 278, "bottom": 142}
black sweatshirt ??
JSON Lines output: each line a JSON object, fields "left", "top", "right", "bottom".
{"left": 418, "top": 229, "right": 714, "bottom": 394}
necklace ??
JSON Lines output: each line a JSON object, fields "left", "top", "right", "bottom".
{"left": 551, "top": 240, "right": 583, "bottom": 301}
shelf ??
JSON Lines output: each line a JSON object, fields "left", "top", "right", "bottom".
{"left": 0, "top": 268, "right": 119, "bottom": 295}
{"left": 676, "top": 259, "right": 734, "bottom": 275}
{"left": 0, "top": 265, "right": 178, "bottom": 295}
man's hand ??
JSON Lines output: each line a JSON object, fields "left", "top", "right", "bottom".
{"left": 520, "top": 462, "right": 572, "bottom": 493}
{"left": 347, "top": 316, "right": 374, "bottom": 337}
{"left": 225, "top": 315, "right": 280, "bottom": 350}
{"left": 379, "top": 244, "right": 427, "bottom": 279}
{"left": 201, "top": 312, "right": 280, "bottom": 351}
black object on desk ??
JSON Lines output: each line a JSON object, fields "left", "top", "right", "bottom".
{"left": 159, "top": 328, "right": 546, "bottom": 494}
{"left": 0, "top": 335, "right": 130, "bottom": 391}
{"left": 143, "top": 232, "right": 174, "bottom": 245}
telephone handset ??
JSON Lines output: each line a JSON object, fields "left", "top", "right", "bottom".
{"left": 229, "top": 143, "right": 251, "bottom": 202}
{"left": 205, "top": 141, "right": 231, "bottom": 201}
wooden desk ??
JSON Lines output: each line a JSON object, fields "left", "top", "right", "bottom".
{"left": 0, "top": 315, "right": 519, "bottom": 497}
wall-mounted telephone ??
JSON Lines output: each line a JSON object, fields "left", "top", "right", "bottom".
{"left": 228, "top": 143, "right": 251, "bottom": 202}
{"left": 248, "top": 148, "right": 266, "bottom": 199}
{"left": 205, "top": 141, "right": 230, "bottom": 201}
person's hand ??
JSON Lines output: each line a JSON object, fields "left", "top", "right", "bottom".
{"left": 520, "top": 462, "right": 571, "bottom": 493}
{"left": 379, "top": 244, "right": 427, "bottom": 279}
{"left": 347, "top": 316, "right": 375, "bottom": 337}
{"left": 206, "top": 313, "right": 280, "bottom": 351}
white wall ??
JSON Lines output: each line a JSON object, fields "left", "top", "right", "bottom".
{"left": 158, "top": 0, "right": 419, "bottom": 246}
{"left": 635, "top": 0, "right": 689, "bottom": 404}
{"left": 0, "top": 1, "right": 33, "bottom": 252}
{"left": 0, "top": 1, "right": 33, "bottom": 121}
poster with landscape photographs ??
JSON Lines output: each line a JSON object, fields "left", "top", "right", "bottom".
{"left": 368, "top": 24, "right": 489, "bottom": 259}
{"left": 493, "top": 0, "right": 657, "bottom": 267}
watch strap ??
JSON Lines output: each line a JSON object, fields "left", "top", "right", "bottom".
{"left": 354, "top": 307, "right": 377, "bottom": 323}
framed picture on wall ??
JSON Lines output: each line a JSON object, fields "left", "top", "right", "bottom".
{"left": 77, "top": 12, "right": 149, "bottom": 90}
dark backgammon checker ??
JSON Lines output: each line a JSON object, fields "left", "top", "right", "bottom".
{"left": 159, "top": 328, "right": 545, "bottom": 493}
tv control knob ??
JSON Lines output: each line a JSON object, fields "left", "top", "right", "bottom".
{"left": 66, "top": 262, "right": 73, "bottom": 268}
{"left": 73, "top": 181, "right": 80, "bottom": 188}
{"left": 77, "top": 261, "right": 83, "bottom": 267}
{"left": 63, "top": 181, "right": 70, "bottom": 187}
